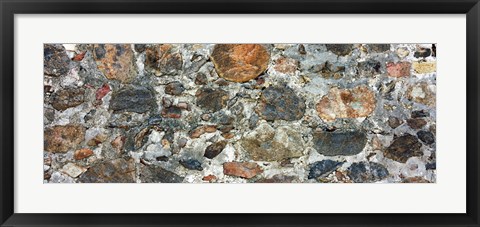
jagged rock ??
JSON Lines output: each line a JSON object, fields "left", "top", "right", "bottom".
{"left": 145, "top": 44, "right": 183, "bottom": 76}
{"left": 223, "top": 162, "right": 263, "bottom": 179}
{"left": 44, "top": 44, "right": 71, "bottom": 77}
{"left": 44, "top": 124, "right": 86, "bottom": 153}
{"left": 308, "top": 160, "right": 343, "bottom": 179}
{"left": 196, "top": 87, "right": 229, "bottom": 112}
{"left": 347, "top": 162, "right": 389, "bottom": 183}
{"left": 256, "top": 86, "right": 305, "bottom": 121}
{"left": 384, "top": 134, "right": 423, "bottom": 163}
{"left": 139, "top": 165, "right": 184, "bottom": 183}
{"left": 204, "top": 140, "right": 227, "bottom": 159}
{"left": 78, "top": 158, "right": 136, "bottom": 183}
{"left": 93, "top": 44, "right": 136, "bottom": 83}
{"left": 51, "top": 87, "right": 85, "bottom": 111}
{"left": 316, "top": 86, "right": 375, "bottom": 121}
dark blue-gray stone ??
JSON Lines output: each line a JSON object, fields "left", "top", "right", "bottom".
{"left": 255, "top": 86, "right": 305, "bottom": 121}
{"left": 308, "top": 160, "right": 343, "bottom": 179}
{"left": 347, "top": 162, "right": 389, "bottom": 183}
{"left": 179, "top": 159, "right": 203, "bottom": 171}
{"left": 313, "top": 131, "right": 367, "bottom": 156}
{"left": 109, "top": 85, "right": 156, "bottom": 113}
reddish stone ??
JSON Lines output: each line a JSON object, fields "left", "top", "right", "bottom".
{"left": 316, "top": 85, "right": 376, "bottom": 121}
{"left": 72, "top": 52, "right": 86, "bottom": 61}
{"left": 111, "top": 136, "right": 126, "bottom": 152}
{"left": 210, "top": 44, "right": 270, "bottom": 82}
{"left": 202, "top": 175, "right": 217, "bottom": 182}
{"left": 161, "top": 106, "right": 182, "bottom": 118}
{"left": 74, "top": 148, "right": 94, "bottom": 160}
{"left": 93, "top": 44, "right": 136, "bottom": 83}
{"left": 44, "top": 124, "right": 86, "bottom": 153}
{"left": 274, "top": 56, "right": 298, "bottom": 74}
{"left": 386, "top": 62, "right": 411, "bottom": 77}
{"left": 402, "top": 177, "right": 431, "bottom": 183}
{"left": 223, "top": 162, "right": 263, "bottom": 179}
{"left": 189, "top": 125, "right": 217, "bottom": 138}
{"left": 95, "top": 83, "right": 111, "bottom": 101}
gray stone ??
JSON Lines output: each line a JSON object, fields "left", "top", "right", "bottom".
{"left": 312, "top": 131, "right": 367, "bottom": 156}
{"left": 51, "top": 87, "right": 85, "bottom": 111}
{"left": 139, "top": 165, "right": 184, "bottom": 183}
{"left": 255, "top": 86, "right": 305, "bottom": 121}
{"left": 325, "top": 44, "right": 354, "bottom": 56}
{"left": 109, "top": 85, "right": 156, "bottom": 113}
{"left": 78, "top": 158, "right": 136, "bottom": 183}
{"left": 308, "top": 160, "right": 343, "bottom": 179}
{"left": 44, "top": 44, "right": 71, "bottom": 77}
{"left": 196, "top": 87, "right": 229, "bottom": 112}
{"left": 347, "top": 162, "right": 389, "bottom": 183}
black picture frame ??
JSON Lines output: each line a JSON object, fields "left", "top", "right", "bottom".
{"left": 1, "top": 0, "right": 479, "bottom": 226}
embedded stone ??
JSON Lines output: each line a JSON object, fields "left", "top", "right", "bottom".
{"left": 145, "top": 44, "right": 183, "bottom": 76}
{"left": 44, "top": 44, "right": 71, "bottom": 77}
{"left": 74, "top": 148, "right": 94, "bottom": 160}
{"left": 44, "top": 124, "right": 86, "bottom": 153}
{"left": 161, "top": 106, "right": 182, "bottom": 118}
{"left": 325, "top": 44, "right": 353, "bottom": 56}
{"left": 61, "top": 163, "right": 87, "bottom": 178}
{"left": 312, "top": 131, "right": 367, "bottom": 156}
{"left": 308, "top": 160, "right": 343, "bottom": 179}
{"left": 195, "top": 73, "right": 208, "bottom": 85}
{"left": 412, "top": 61, "right": 436, "bottom": 74}
{"left": 196, "top": 87, "right": 229, "bottom": 112}
{"left": 139, "top": 165, "right": 184, "bottom": 183}
{"left": 316, "top": 86, "right": 375, "bottom": 121}
{"left": 274, "top": 56, "right": 298, "bottom": 74}
{"left": 204, "top": 140, "right": 227, "bottom": 159}
{"left": 411, "top": 110, "right": 429, "bottom": 118}
{"left": 347, "top": 162, "right": 389, "bottom": 183}
{"left": 93, "top": 44, "right": 136, "bottom": 83}
{"left": 388, "top": 116, "right": 403, "bottom": 129}
{"left": 189, "top": 125, "right": 217, "bottom": 138}
{"left": 256, "top": 86, "right": 305, "bottom": 121}
{"left": 179, "top": 159, "right": 203, "bottom": 171}
{"left": 386, "top": 62, "right": 411, "bottom": 77}
{"left": 78, "top": 158, "right": 136, "bottom": 183}
{"left": 223, "top": 162, "right": 263, "bottom": 179}
{"left": 109, "top": 85, "right": 156, "bottom": 113}
{"left": 210, "top": 44, "right": 270, "bottom": 82}
{"left": 256, "top": 174, "right": 297, "bottom": 183}
{"left": 384, "top": 134, "right": 423, "bottom": 163}
{"left": 406, "top": 82, "right": 436, "bottom": 107}
{"left": 51, "top": 87, "right": 85, "bottom": 111}
{"left": 239, "top": 123, "right": 304, "bottom": 161}
{"left": 414, "top": 48, "right": 431, "bottom": 58}
{"left": 202, "top": 175, "right": 217, "bottom": 182}
{"left": 367, "top": 44, "right": 390, "bottom": 53}
{"left": 357, "top": 59, "right": 382, "bottom": 77}
{"left": 407, "top": 118, "right": 427, "bottom": 129}
{"left": 164, "top": 82, "right": 185, "bottom": 95}
{"left": 417, "top": 130, "right": 435, "bottom": 145}
{"left": 402, "top": 177, "right": 431, "bottom": 183}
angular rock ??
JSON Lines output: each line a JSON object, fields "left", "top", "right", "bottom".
{"left": 210, "top": 44, "right": 270, "bottom": 82}
{"left": 396, "top": 47, "right": 410, "bottom": 59}
{"left": 93, "top": 44, "right": 136, "bottom": 83}
{"left": 204, "top": 140, "right": 228, "bottom": 159}
{"left": 347, "top": 162, "right": 389, "bottom": 183}
{"left": 312, "top": 131, "right": 367, "bottom": 156}
{"left": 44, "top": 44, "right": 71, "bottom": 77}
{"left": 202, "top": 175, "right": 217, "bottom": 182}
{"left": 109, "top": 85, "right": 156, "bottom": 113}
{"left": 179, "top": 159, "right": 203, "bottom": 171}
{"left": 407, "top": 118, "right": 427, "bottom": 129}
{"left": 196, "top": 87, "right": 229, "bottom": 112}
{"left": 412, "top": 61, "right": 436, "bottom": 74}
{"left": 384, "top": 134, "right": 423, "bottom": 163}
{"left": 134, "top": 44, "right": 146, "bottom": 53}
{"left": 189, "top": 125, "right": 217, "bottom": 138}
{"left": 256, "top": 86, "right": 305, "bottom": 121}
{"left": 240, "top": 123, "right": 304, "bottom": 161}
{"left": 325, "top": 44, "right": 353, "bottom": 56}
{"left": 316, "top": 86, "right": 375, "bottom": 121}
{"left": 358, "top": 59, "right": 382, "bottom": 77}
{"left": 411, "top": 110, "right": 429, "bottom": 118}
{"left": 61, "top": 163, "right": 87, "bottom": 178}
{"left": 51, "top": 87, "right": 85, "bottom": 111}
{"left": 164, "top": 82, "right": 185, "bottom": 95}
{"left": 308, "top": 160, "right": 343, "bottom": 179}
{"left": 223, "top": 162, "right": 263, "bottom": 179}
{"left": 386, "top": 62, "right": 411, "bottom": 77}
{"left": 414, "top": 48, "right": 431, "bottom": 58}
{"left": 388, "top": 116, "right": 403, "bottom": 129}
{"left": 78, "top": 158, "right": 136, "bottom": 183}
{"left": 95, "top": 83, "right": 111, "bottom": 101}
{"left": 145, "top": 44, "right": 183, "bottom": 76}
{"left": 44, "top": 124, "right": 86, "bottom": 153}
{"left": 406, "top": 82, "right": 436, "bottom": 107}
{"left": 274, "top": 56, "right": 298, "bottom": 74}
{"left": 367, "top": 44, "right": 390, "bottom": 53}
{"left": 195, "top": 73, "right": 208, "bottom": 85}
{"left": 161, "top": 106, "right": 182, "bottom": 118}
{"left": 74, "top": 148, "right": 94, "bottom": 160}
{"left": 139, "top": 165, "right": 184, "bottom": 183}
{"left": 402, "top": 177, "right": 431, "bottom": 183}
{"left": 417, "top": 130, "right": 435, "bottom": 145}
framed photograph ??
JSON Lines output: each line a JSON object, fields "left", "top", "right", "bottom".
{"left": 1, "top": 0, "right": 479, "bottom": 226}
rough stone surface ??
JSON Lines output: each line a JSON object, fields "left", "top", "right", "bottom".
{"left": 109, "top": 85, "right": 156, "bottom": 113}
{"left": 51, "top": 87, "right": 85, "bottom": 111}
{"left": 145, "top": 44, "right": 183, "bottom": 76}
{"left": 308, "top": 160, "right": 343, "bottom": 179}
{"left": 313, "top": 131, "right": 367, "bottom": 156}
{"left": 93, "top": 44, "right": 136, "bottom": 83}
{"left": 78, "top": 158, "right": 136, "bottom": 183}
{"left": 139, "top": 165, "right": 184, "bottom": 183}
{"left": 417, "top": 130, "right": 435, "bottom": 145}
{"left": 223, "top": 162, "right": 263, "bottom": 179}
{"left": 44, "top": 44, "right": 71, "bottom": 77}
{"left": 204, "top": 140, "right": 228, "bottom": 159}
{"left": 316, "top": 86, "right": 375, "bottom": 121}
{"left": 325, "top": 44, "right": 353, "bottom": 56}
{"left": 386, "top": 62, "right": 411, "bottom": 78}
{"left": 74, "top": 148, "right": 94, "bottom": 160}
{"left": 256, "top": 86, "right": 305, "bottom": 121}
{"left": 196, "top": 87, "right": 229, "bottom": 112}
{"left": 44, "top": 124, "right": 86, "bottom": 153}
{"left": 384, "top": 134, "right": 423, "bottom": 163}
{"left": 406, "top": 82, "right": 436, "bottom": 107}
{"left": 347, "top": 162, "right": 389, "bottom": 183}
{"left": 412, "top": 61, "right": 436, "bottom": 74}
{"left": 211, "top": 44, "right": 270, "bottom": 82}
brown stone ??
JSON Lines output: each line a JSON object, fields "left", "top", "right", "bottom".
{"left": 386, "top": 62, "right": 411, "bottom": 77}
{"left": 407, "top": 118, "right": 427, "bottom": 129}
{"left": 204, "top": 140, "right": 228, "bottom": 159}
{"left": 255, "top": 174, "right": 297, "bottom": 183}
{"left": 74, "top": 148, "right": 94, "bottom": 160}
{"left": 78, "top": 158, "right": 136, "bottom": 183}
{"left": 111, "top": 136, "right": 126, "bottom": 152}
{"left": 388, "top": 116, "right": 403, "bottom": 129}
{"left": 51, "top": 87, "right": 85, "bottom": 111}
{"left": 256, "top": 86, "right": 305, "bottom": 121}
{"left": 384, "top": 134, "right": 423, "bottom": 163}
{"left": 189, "top": 125, "right": 217, "bottom": 138}
{"left": 406, "top": 82, "right": 436, "bottom": 107}
{"left": 44, "top": 44, "right": 71, "bottom": 77}
{"left": 93, "top": 44, "right": 136, "bottom": 83}
{"left": 325, "top": 44, "right": 354, "bottom": 56}
{"left": 202, "top": 175, "right": 217, "bottom": 182}
{"left": 223, "top": 162, "right": 263, "bottom": 179}
{"left": 316, "top": 86, "right": 376, "bottom": 121}
{"left": 274, "top": 56, "right": 298, "bottom": 74}
{"left": 145, "top": 44, "right": 183, "bottom": 76}
{"left": 412, "top": 61, "right": 436, "bottom": 74}
{"left": 87, "top": 133, "right": 108, "bottom": 146}
{"left": 161, "top": 106, "right": 182, "bottom": 118}
{"left": 196, "top": 87, "right": 229, "bottom": 112}
{"left": 44, "top": 124, "right": 86, "bottom": 153}
{"left": 210, "top": 44, "right": 270, "bottom": 82}
{"left": 402, "top": 176, "right": 431, "bottom": 183}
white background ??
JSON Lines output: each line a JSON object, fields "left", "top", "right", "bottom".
{"left": 14, "top": 15, "right": 466, "bottom": 213}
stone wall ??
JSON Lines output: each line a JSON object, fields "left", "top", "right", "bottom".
{"left": 43, "top": 43, "right": 436, "bottom": 183}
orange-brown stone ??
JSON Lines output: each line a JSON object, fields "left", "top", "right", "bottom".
{"left": 74, "top": 148, "right": 94, "bottom": 160}
{"left": 210, "top": 44, "right": 270, "bottom": 82}
{"left": 274, "top": 56, "right": 298, "bottom": 74}
{"left": 93, "top": 44, "right": 136, "bottom": 83}
{"left": 44, "top": 124, "right": 86, "bottom": 153}
{"left": 406, "top": 82, "right": 436, "bottom": 107}
{"left": 316, "top": 86, "right": 376, "bottom": 121}
{"left": 223, "top": 162, "right": 263, "bottom": 179}
{"left": 145, "top": 44, "right": 183, "bottom": 76}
